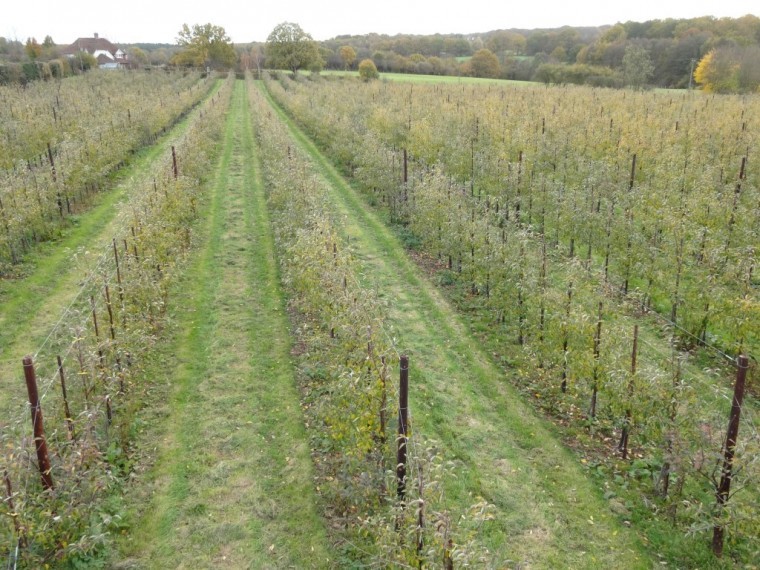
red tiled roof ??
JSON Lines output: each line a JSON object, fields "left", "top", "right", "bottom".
{"left": 62, "top": 37, "right": 118, "bottom": 56}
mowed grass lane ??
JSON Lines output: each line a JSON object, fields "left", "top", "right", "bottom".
{"left": 115, "top": 81, "right": 330, "bottom": 568}
{"left": 258, "top": 80, "right": 652, "bottom": 569}
{"left": 0, "top": 84, "right": 217, "bottom": 414}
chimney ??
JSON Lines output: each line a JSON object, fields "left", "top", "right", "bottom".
{"left": 94, "top": 33, "right": 99, "bottom": 39}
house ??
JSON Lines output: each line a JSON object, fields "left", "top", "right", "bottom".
{"left": 63, "top": 33, "right": 128, "bottom": 69}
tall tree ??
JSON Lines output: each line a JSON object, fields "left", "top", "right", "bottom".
{"left": 128, "top": 46, "right": 149, "bottom": 67}
{"left": 469, "top": 48, "right": 501, "bottom": 78}
{"left": 485, "top": 31, "right": 527, "bottom": 56}
{"left": 174, "top": 23, "right": 236, "bottom": 69}
{"left": 250, "top": 45, "right": 265, "bottom": 76}
{"left": 266, "top": 22, "right": 321, "bottom": 75}
{"left": 40, "top": 35, "right": 59, "bottom": 60}
{"left": 25, "top": 37, "right": 42, "bottom": 60}
{"left": 339, "top": 45, "right": 357, "bottom": 70}
{"left": 623, "top": 44, "right": 654, "bottom": 89}
{"left": 695, "top": 46, "right": 760, "bottom": 93}
{"left": 358, "top": 58, "right": 379, "bottom": 81}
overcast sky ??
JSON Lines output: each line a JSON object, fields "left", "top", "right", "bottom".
{"left": 3, "top": 0, "right": 758, "bottom": 44}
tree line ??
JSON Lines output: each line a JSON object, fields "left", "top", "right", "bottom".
{"left": 0, "top": 36, "right": 92, "bottom": 84}
{"left": 313, "top": 15, "right": 760, "bottom": 90}
{"left": 243, "top": 15, "right": 760, "bottom": 91}
{"left": 4, "top": 13, "right": 760, "bottom": 91}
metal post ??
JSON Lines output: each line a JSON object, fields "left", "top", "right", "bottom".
{"left": 397, "top": 355, "right": 409, "bottom": 502}
{"left": 712, "top": 355, "right": 749, "bottom": 557}
{"left": 22, "top": 356, "right": 54, "bottom": 490}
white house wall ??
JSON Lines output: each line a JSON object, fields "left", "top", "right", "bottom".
{"left": 93, "top": 50, "right": 115, "bottom": 61}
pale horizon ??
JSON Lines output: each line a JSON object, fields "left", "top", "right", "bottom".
{"left": 3, "top": 0, "right": 758, "bottom": 46}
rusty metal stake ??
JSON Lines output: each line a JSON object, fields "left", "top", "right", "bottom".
{"left": 712, "top": 355, "right": 749, "bottom": 557}
{"left": 22, "top": 356, "right": 54, "bottom": 490}
{"left": 397, "top": 355, "right": 409, "bottom": 502}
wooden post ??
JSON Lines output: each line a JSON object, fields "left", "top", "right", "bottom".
{"left": 416, "top": 464, "right": 425, "bottom": 564}
{"left": 22, "top": 356, "right": 54, "bottom": 490}
{"left": 561, "top": 283, "right": 572, "bottom": 393}
{"left": 397, "top": 355, "right": 409, "bottom": 502}
{"left": 104, "top": 284, "right": 116, "bottom": 341}
{"left": 104, "top": 282, "right": 124, "bottom": 392}
{"left": 113, "top": 238, "right": 124, "bottom": 304}
{"left": 590, "top": 301, "right": 603, "bottom": 419}
{"left": 618, "top": 325, "right": 638, "bottom": 458}
{"left": 91, "top": 295, "right": 104, "bottom": 365}
{"left": 171, "top": 145, "right": 178, "bottom": 179}
{"left": 47, "top": 141, "right": 63, "bottom": 218}
{"left": 470, "top": 139, "right": 475, "bottom": 196}
{"left": 725, "top": 156, "right": 747, "bottom": 256}
{"left": 46, "top": 142, "right": 57, "bottom": 183}
{"left": 75, "top": 338, "right": 91, "bottom": 409}
{"left": 629, "top": 153, "right": 637, "bottom": 191}
{"left": 712, "top": 355, "right": 749, "bottom": 557}
{"left": 131, "top": 227, "right": 139, "bottom": 262}
{"left": 57, "top": 356, "right": 75, "bottom": 439}
{"left": 4, "top": 471, "right": 25, "bottom": 548}
{"left": 379, "top": 356, "right": 387, "bottom": 444}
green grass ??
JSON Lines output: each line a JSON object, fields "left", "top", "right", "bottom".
{"left": 261, "top": 78, "right": 758, "bottom": 566}
{"left": 113, "top": 80, "right": 331, "bottom": 568}
{"left": 0, "top": 82, "right": 220, "bottom": 414}
{"left": 317, "top": 69, "right": 535, "bottom": 86}
{"left": 257, "top": 80, "right": 652, "bottom": 568}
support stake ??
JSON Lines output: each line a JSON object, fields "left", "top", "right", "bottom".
{"left": 171, "top": 145, "right": 178, "bottom": 179}
{"left": 22, "top": 356, "right": 54, "bottom": 490}
{"left": 712, "top": 355, "right": 749, "bottom": 557}
{"left": 397, "top": 355, "right": 409, "bottom": 502}
{"left": 57, "top": 356, "right": 75, "bottom": 439}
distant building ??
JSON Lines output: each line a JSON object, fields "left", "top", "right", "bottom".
{"left": 63, "top": 33, "right": 128, "bottom": 69}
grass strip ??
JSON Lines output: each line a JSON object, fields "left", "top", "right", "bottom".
{"left": 258, "top": 80, "right": 652, "bottom": 568}
{"left": 115, "top": 80, "right": 330, "bottom": 568}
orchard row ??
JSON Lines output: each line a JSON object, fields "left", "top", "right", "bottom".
{"left": 0, "top": 70, "right": 213, "bottom": 271}
{"left": 250, "top": 75, "right": 490, "bottom": 566}
{"left": 264, "top": 74, "right": 759, "bottom": 559}
{"left": 0, "top": 74, "right": 233, "bottom": 566}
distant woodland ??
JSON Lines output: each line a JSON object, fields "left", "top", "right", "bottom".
{"left": 2, "top": 14, "right": 759, "bottom": 91}
{"left": 312, "top": 15, "right": 760, "bottom": 91}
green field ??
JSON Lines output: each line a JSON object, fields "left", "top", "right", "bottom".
{"left": 319, "top": 68, "right": 531, "bottom": 85}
